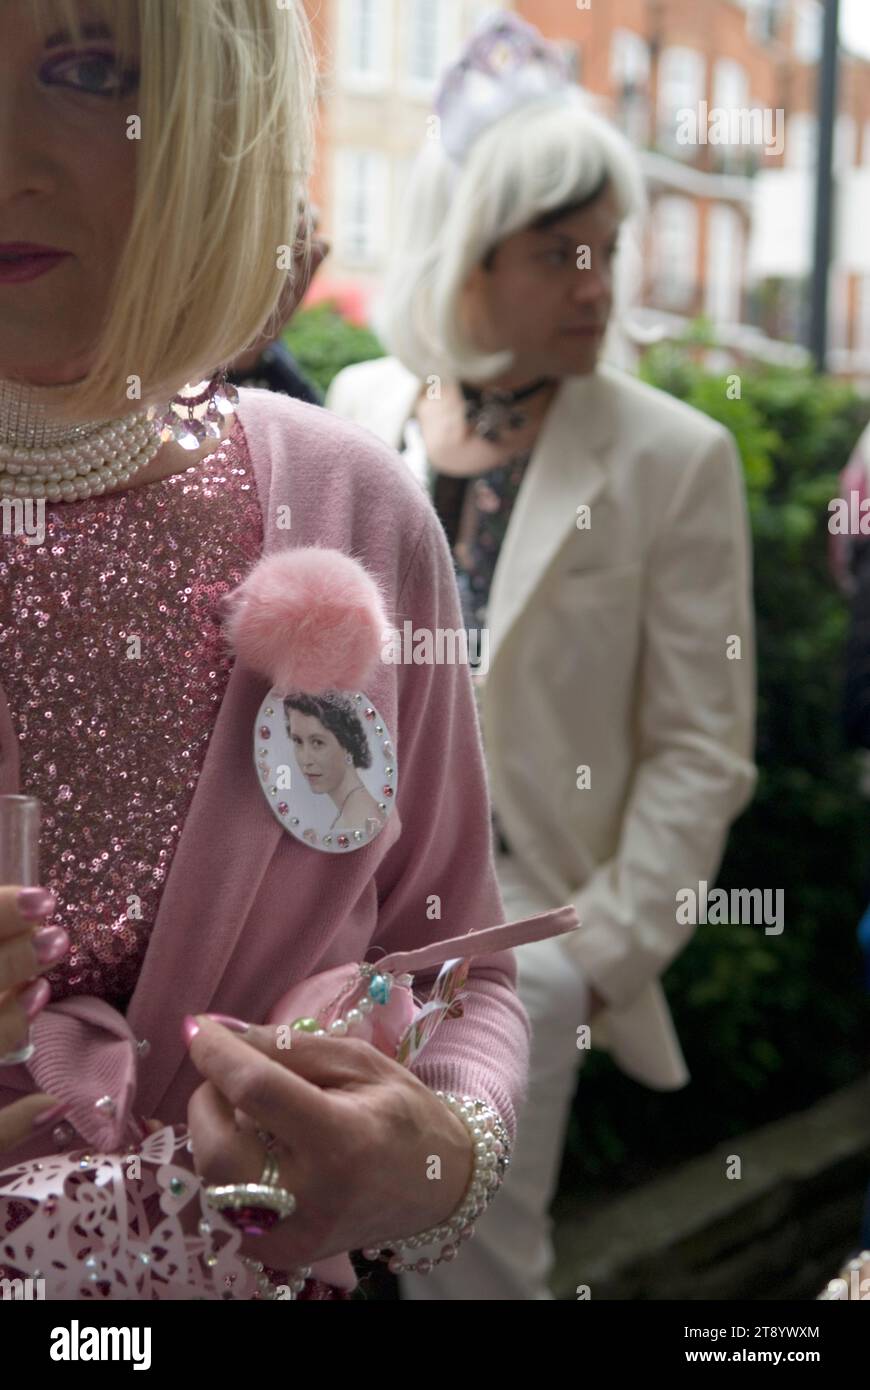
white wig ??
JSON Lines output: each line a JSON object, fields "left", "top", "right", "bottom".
{"left": 372, "top": 90, "right": 647, "bottom": 383}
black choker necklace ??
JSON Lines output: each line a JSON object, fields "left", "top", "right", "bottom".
{"left": 459, "top": 376, "right": 555, "bottom": 443}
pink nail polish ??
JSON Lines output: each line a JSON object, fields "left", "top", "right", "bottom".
{"left": 17, "top": 886, "right": 56, "bottom": 921}
{"left": 18, "top": 977, "right": 50, "bottom": 1020}
{"left": 203, "top": 1013, "right": 251, "bottom": 1034}
{"left": 32, "top": 925, "right": 69, "bottom": 966}
{"left": 31, "top": 1101, "right": 70, "bottom": 1130}
{"left": 181, "top": 1015, "right": 200, "bottom": 1047}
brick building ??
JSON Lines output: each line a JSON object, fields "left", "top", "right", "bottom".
{"left": 304, "top": 0, "right": 870, "bottom": 378}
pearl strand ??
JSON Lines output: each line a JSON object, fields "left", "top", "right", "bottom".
{"left": 361, "top": 1094, "right": 511, "bottom": 1276}
{"left": 0, "top": 420, "right": 162, "bottom": 502}
{"left": 0, "top": 373, "right": 239, "bottom": 504}
{"left": 289, "top": 966, "right": 414, "bottom": 1041}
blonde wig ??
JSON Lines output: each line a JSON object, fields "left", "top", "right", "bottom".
{"left": 26, "top": 0, "right": 316, "bottom": 422}
{"left": 372, "top": 90, "right": 647, "bottom": 384}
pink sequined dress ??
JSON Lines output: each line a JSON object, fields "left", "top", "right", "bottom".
{"left": 0, "top": 417, "right": 350, "bottom": 1300}
{"left": 0, "top": 418, "right": 262, "bottom": 1013}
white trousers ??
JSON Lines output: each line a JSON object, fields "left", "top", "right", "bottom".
{"left": 399, "top": 854, "right": 589, "bottom": 1301}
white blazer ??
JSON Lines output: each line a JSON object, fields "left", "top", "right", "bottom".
{"left": 326, "top": 356, "right": 757, "bottom": 1089}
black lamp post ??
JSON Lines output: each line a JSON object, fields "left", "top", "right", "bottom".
{"left": 808, "top": 0, "right": 841, "bottom": 373}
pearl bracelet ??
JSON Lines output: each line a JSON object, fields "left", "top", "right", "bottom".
{"left": 361, "top": 1093, "right": 511, "bottom": 1276}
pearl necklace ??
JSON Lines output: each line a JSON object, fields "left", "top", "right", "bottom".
{"left": 0, "top": 373, "right": 238, "bottom": 504}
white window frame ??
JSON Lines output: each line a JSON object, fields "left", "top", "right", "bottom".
{"left": 705, "top": 204, "right": 744, "bottom": 324}
{"left": 611, "top": 28, "right": 650, "bottom": 146}
{"left": 653, "top": 195, "right": 699, "bottom": 311}
{"left": 334, "top": 149, "right": 390, "bottom": 267}
{"left": 400, "top": 0, "right": 460, "bottom": 98}
{"left": 611, "top": 28, "right": 650, "bottom": 87}
{"left": 793, "top": 0, "right": 822, "bottom": 65}
{"left": 743, "top": 0, "right": 782, "bottom": 44}
{"left": 657, "top": 46, "right": 706, "bottom": 151}
{"left": 711, "top": 59, "right": 750, "bottom": 158}
{"left": 827, "top": 265, "right": 849, "bottom": 351}
{"left": 712, "top": 59, "right": 749, "bottom": 119}
{"left": 835, "top": 114, "right": 857, "bottom": 172}
{"left": 786, "top": 112, "right": 817, "bottom": 170}
{"left": 338, "top": 0, "right": 391, "bottom": 93}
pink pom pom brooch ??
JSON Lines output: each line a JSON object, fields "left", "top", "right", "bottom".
{"left": 223, "top": 548, "right": 397, "bottom": 855}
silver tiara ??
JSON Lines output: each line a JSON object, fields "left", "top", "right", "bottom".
{"left": 435, "top": 10, "right": 574, "bottom": 166}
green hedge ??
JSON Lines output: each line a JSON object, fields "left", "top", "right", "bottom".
{"left": 284, "top": 302, "right": 384, "bottom": 395}
{"left": 287, "top": 306, "right": 870, "bottom": 1188}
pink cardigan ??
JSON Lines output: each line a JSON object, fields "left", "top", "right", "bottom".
{"left": 0, "top": 388, "right": 530, "bottom": 1167}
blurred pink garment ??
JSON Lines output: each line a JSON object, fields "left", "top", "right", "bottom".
{"left": 0, "top": 388, "right": 530, "bottom": 1296}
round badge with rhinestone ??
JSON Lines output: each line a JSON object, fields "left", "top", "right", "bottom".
{"left": 253, "top": 688, "right": 397, "bottom": 854}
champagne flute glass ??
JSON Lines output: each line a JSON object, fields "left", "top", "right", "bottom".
{"left": 0, "top": 795, "right": 41, "bottom": 1065}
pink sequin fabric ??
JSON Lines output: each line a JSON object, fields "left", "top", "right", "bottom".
{"left": 0, "top": 417, "right": 262, "bottom": 1012}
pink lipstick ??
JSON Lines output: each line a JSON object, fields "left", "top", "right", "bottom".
{"left": 0, "top": 243, "right": 71, "bottom": 284}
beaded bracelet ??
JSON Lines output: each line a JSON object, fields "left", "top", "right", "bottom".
{"left": 242, "top": 1255, "right": 312, "bottom": 1300}
{"left": 361, "top": 1093, "right": 511, "bottom": 1276}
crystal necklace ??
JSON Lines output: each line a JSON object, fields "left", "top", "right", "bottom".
{"left": 459, "top": 375, "right": 556, "bottom": 444}
{"left": 0, "top": 370, "right": 239, "bottom": 503}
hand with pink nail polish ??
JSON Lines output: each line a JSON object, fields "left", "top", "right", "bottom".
{"left": 0, "top": 882, "right": 69, "bottom": 1148}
